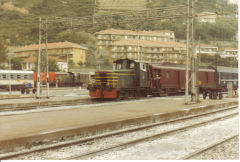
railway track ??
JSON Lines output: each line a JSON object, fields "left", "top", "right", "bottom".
{"left": 65, "top": 106, "right": 238, "bottom": 160}
{"left": 180, "top": 134, "right": 238, "bottom": 160}
{"left": 1, "top": 105, "right": 238, "bottom": 160}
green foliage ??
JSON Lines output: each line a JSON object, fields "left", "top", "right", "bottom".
{"left": 195, "top": 17, "right": 238, "bottom": 41}
{"left": 200, "top": 54, "right": 238, "bottom": 67}
{"left": 11, "top": 57, "right": 22, "bottom": 70}
{"left": 85, "top": 54, "right": 96, "bottom": 67}
{"left": 48, "top": 59, "right": 60, "bottom": 72}
{"left": 68, "top": 59, "right": 74, "bottom": 68}
{"left": 148, "top": 0, "right": 234, "bottom": 13}
{"left": 0, "top": 0, "right": 237, "bottom": 46}
{"left": 0, "top": 38, "right": 8, "bottom": 64}
{"left": 0, "top": 0, "right": 94, "bottom": 45}
{"left": 32, "top": 55, "right": 60, "bottom": 72}
{"left": 42, "top": 0, "right": 48, "bottom": 7}
{"left": 77, "top": 61, "right": 83, "bottom": 67}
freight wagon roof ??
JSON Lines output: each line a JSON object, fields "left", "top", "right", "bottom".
{"left": 217, "top": 66, "right": 238, "bottom": 73}
{"left": 150, "top": 65, "right": 215, "bottom": 72}
{"left": 0, "top": 70, "right": 34, "bottom": 74}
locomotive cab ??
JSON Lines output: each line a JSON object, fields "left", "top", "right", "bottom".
{"left": 88, "top": 59, "right": 151, "bottom": 99}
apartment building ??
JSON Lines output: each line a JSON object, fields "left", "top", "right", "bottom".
{"left": 110, "top": 40, "right": 186, "bottom": 64}
{"left": 95, "top": 29, "right": 175, "bottom": 50}
{"left": 196, "top": 44, "right": 218, "bottom": 56}
{"left": 219, "top": 48, "right": 238, "bottom": 59}
{"left": 197, "top": 12, "right": 217, "bottom": 23}
{"left": 14, "top": 41, "right": 88, "bottom": 68}
{"left": 22, "top": 56, "right": 68, "bottom": 72}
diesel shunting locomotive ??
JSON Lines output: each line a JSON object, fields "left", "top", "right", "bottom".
{"left": 87, "top": 59, "right": 225, "bottom": 100}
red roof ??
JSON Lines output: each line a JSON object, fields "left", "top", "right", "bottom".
{"left": 15, "top": 41, "right": 88, "bottom": 52}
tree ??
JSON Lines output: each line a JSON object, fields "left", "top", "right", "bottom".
{"left": 68, "top": 60, "right": 75, "bottom": 68}
{"left": 32, "top": 56, "right": 60, "bottom": 72}
{"left": 0, "top": 38, "right": 8, "bottom": 65}
{"left": 77, "top": 61, "right": 83, "bottom": 67}
{"left": 42, "top": 0, "right": 48, "bottom": 7}
{"left": 11, "top": 58, "right": 22, "bottom": 70}
{"left": 48, "top": 59, "right": 60, "bottom": 72}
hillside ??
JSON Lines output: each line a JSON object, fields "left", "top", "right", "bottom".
{"left": 0, "top": 0, "right": 237, "bottom": 46}
{"left": 0, "top": 0, "right": 94, "bottom": 45}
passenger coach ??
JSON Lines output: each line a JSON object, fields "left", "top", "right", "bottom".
{"left": 0, "top": 70, "right": 34, "bottom": 92}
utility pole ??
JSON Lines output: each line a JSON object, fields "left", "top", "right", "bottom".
{"left": 8, "top": 53, "right": 12, "bottom": 95}
{"left": 137, "top": 31, "right": 140, "bottom": 61}
{"left": 36, "top": 17, "right": 42, "bottom": 99}
{"left": 45, "top": 18, "right": 50, "bottom": 98}
{"left": 185, "top": 0, "right": 190, "bottom": 104}
{"left": 191, "top": 0, "right": 199, "bottom": 103}
{"left": 190, "top": 0, "right": 197, "bottom": 103}
{"left": 93, "top": 0, "right": 96, "bottom": 24}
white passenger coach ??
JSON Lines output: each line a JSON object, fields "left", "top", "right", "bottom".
{"left": 0, "top": 70, "right": 34, "bottom": 92}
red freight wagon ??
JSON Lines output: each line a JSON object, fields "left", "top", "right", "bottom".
{"left": 149, "top": 65, "right": 215, "bottom": 96}
{"left": 33, "top": 72, "right": 56, "bottom": 85}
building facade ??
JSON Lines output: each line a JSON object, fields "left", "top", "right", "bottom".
{"left": 196, "top": 44, "right": 218, "bottom": 56}
{"left": 22, "top": 56, "right": 68, "bottom": 72}
{"left": 95, "top": 29, "right": 175, "bottom": 50}
{"left": 197, "top": 12, "right": 217, "bottom": 23}
{"left": 13, "top": 42, "right": 88, "bottom": 70}
{"left": 110, "top": 40, "right": 186, "bottom": 64}
{"left": 219, "top": 48, "right": 238, "bottom": 59}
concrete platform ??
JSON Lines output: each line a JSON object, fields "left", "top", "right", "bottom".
{"left": 0, "top": 88, "right": 89, "bottom": 109}
{"left": 0, "top": 97, "right": 238, "bottom": 154}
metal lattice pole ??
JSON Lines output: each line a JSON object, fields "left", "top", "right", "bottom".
{"left": 185, "top": 0, "right": 190, "bottom": 104}
{"left": 45, "top": 18, "right": 50, "bottom": 98}
{"left": 36, "top": 17, "right": 42, "bottom": 99}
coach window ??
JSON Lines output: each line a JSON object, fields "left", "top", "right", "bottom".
{"left": 11, "top": 75, "right": 14, "bottom": 79}
{"left": 17, "top": 75, "right": 21, "bottom": 79}
{"left": 166, "top": 72, "right": 170, "bottom": 79}
{"left": 24, "top": 75, "right": 28, "bottom": 79}
{"left": 2, "top": 74, "right": 6, "bottom": 79}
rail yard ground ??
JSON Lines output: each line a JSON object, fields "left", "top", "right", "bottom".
{"left": 0, "top": 88, "right": 238, "bottom": 160}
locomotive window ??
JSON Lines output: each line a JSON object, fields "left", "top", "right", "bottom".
{"left": 140, "top": 63, "right": 147, "bottom": 71}
{"left": 2, "top": 74, "right": 6, "bottom": 79}
{"left": 166, "top": 72, "right": 170, "bottom": 78}
{"left": 130, "top": 62, "right": 135, "bottom": 69}
{"left": 122, "top": 60, "right": 127, "bottom": 69}
{"left": 17, "top": 75, "right": 21, "bottom": 79}
{"left": 116, "top": 63, "right": 122, "bottom": 70}
{"left": 113, "top": 63, "right": 116, "bottom": 70}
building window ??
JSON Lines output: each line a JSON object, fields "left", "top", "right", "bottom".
{"left": 128, "top": 53, "right": 132, "bottom": 58}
